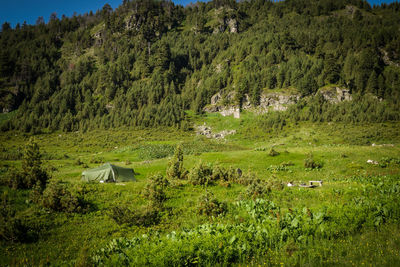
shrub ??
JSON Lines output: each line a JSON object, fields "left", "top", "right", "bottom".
{"left": 280, "top": 161, "right": 294, "bottom": 167}
{"left": 75, "top": 158, "right": 84, "bottom": 166}
{"left": 7, "top": 139, "right": 50, "bottom": 190}
{"left": 379, "top": 157, "right": 400, "bottom": 168}
{"left": 89, "top": 157, "right": 104, "bottom": 164}
{"left": 245, "top": 179, "right": 271, "bottom": 199}
{"left": 236, "top": 171, "right": 255, "bottom": 186}
{"left": 166, "top": 144, "right": 185, "bottom": 179}
{"left": 188, "top": 162, "right": 213, "bottom": 186}
{"left": 143, "top": 174, "right": 169, "bottom": 209}
{"left": 108, "top": 205, "right": 160, "bottom": 227}
{"left": 269, "top": 148, "right": 280, "bottom": 157}
{"left": 304, "top": 154, "right": 323, "bottom": 169}
{"left": 40, "top": 180, "right": 89, "bottom": 213}
{"left": 0, "top": 192, "right": 37, "bottom": 242}
{"left": 266, "top": 180, "right": 285, "bottom": 191}
{"left": 198, "top": 191, "right": 227, "bottom": 217}
{"left": 137, "top": 144, "right": 174, "bottom": 160}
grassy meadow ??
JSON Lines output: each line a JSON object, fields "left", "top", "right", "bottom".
{"left": 1, "top": 112, "right": 400, "bottom": 265}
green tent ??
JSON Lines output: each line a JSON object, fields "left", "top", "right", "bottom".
{"left": 81, "top": 163, "right": 136, "bottom": 183}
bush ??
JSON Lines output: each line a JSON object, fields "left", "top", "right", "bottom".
{"left": 304, "top": 154, "right": 323, "bottom": 169}
{"left": 89, "top": 157, "right": 104, "bottom": 164}
{"left": 188, "top": 162, "right": 213, "bottom": 186}
{"left": 143, "top": 174, "right": 169, "bottom": 209}
{"left": 379, "top": 157, "right": 400, "bottom": 168}
{"left": 0, "top": 192, "right": 37, "bottom": 242}
{"left": 7, "top": 139, "right": 50, "bottom": 190}
{"left": 236, "top": 171, "right": 256, "bottom": 186}
{"left": 137, "top": 144, "right": 174, "bottom": 160}
{"left": 108, "top": 205, "right": 160, "bottom": 227}
{"left": 166, "top": 144, "right": 185, "bottom": 179}
{"left": 75, "top": 158, "right": 84, "bottom": 166}
{"left": 245, "top": 179, "right": 271, "bottom": 199}
{"left": 40, "top": 180, "right": 89, "bottom": 213}
{"left": 269, "top": 148, "right": 280, "bottom": 157}
{"left": 198, "top": 191, "right": 227, "bottom": 217}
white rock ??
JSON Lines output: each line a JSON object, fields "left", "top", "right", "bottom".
{"left": 367, "top": 159, "right": 378, "bottom": 165}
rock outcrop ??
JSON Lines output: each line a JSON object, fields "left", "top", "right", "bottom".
{"left": 205, "top": 87, "right": 352, "bottom": 118}
{"left": 205, "top": 91, "right": 300, "bottom": 117}
{"left": 319, "top": 87, "right": 352, "bottom": 103}
{"left": 227, "top": 18, "right": 238, "bottom": 33}
{"left": 257, "top": 93, "right": 300, "bottom": 112}
{"left": 212, "top": 8, "right": 238, "bottom": 34}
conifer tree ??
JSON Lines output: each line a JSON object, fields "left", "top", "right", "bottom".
{"left": 166, "top": 144, "right": 184, "bottom": 180}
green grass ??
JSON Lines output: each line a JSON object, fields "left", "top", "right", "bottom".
{"left": 0, "top": 117, "right": 399, "bottom": 265}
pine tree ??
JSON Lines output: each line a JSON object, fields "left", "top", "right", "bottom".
{"left": 166, "top": 144, "right": 185, "bottom": 179}
{"left": 22, "top": 139, "right": 50, "bottom": 190}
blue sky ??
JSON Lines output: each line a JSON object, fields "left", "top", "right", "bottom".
{"left": 0, "top": 0, "right": 398, "bottom": 28}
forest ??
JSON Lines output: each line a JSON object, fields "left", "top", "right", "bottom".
{"left": 0, "top": 0, "right": 400, "bottom": 132}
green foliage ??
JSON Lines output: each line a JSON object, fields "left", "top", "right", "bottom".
{"left": 93, "top": 179, "right": 400, "bottom": 266}
{"left": 244, "top": 179, "right": 270, "bottom": 199}
{"left": 197, "top": 191, "right": 227, "bottom": 217}
{"left": 379, "top": 157, "right": 400, "bottom": 168}
{"left": 188, "top": 162, "right": 213, "bottom": 186}
{"left": 1, "top": 0, "right": 400, "bottom": 132}
{"left": 137, "top": 144, "right": 175, "bottom": 160}
{"left": 40, "top": 180, "right": 90, "bottom": 213}
{"left": 166, "top": 144, "right": 185, "bottom": 179}
{"left": 268, "top": 148, "right": 280, "bottom": 157}
{"left": 0, "top": 192, "right": 37, "bottom": 242}
{"left": 304, "top": 153, "right": 323, "bottom": 169}
{"left": 143, "top": 174, "right": 169, "bottom": 209}
{"left": 7, "top": 139, "right": 50, "bottom": 190}
{"left": 188, "top": 162, "right": 243, "bottom": 186}
{"left": 0, "top": 122, "right": 400, "bottom": 265}
{"left": 108, "top": 205, "right": 160, "bottom": 227}
{"left": 89, "top": 157, "right": 105, "bottom": 164}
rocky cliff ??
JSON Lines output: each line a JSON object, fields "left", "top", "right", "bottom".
{"left": 205, "top": 87, "right": 352, "bottom": 118}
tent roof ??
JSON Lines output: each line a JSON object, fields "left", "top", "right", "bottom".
{"left": 82, "top": 163, "right": 136, "bottom": 183}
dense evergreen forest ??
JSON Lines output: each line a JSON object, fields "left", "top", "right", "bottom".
{"left": 0, "top": 0, "right": 400, "bottom": 132}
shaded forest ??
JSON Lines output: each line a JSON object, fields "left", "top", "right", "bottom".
{"left": 0, "top": 0, "right": 400, "bottom": 132}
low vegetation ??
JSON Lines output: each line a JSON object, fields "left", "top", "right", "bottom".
{"left": 0, "top": 118, "right": 399, "bottom": 265}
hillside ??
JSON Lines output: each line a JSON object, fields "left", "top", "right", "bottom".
{"left": 1, "top": 1, "right": 400, "bottom": 265}
{"left": 0, "top": 0, "right": 400, "bottom": 132}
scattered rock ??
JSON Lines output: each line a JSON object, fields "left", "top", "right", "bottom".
{"left": 372, "top": 143, "right": 394, "bottom": 147}
{"left": 367, "top": 159, "right": 379, "bottom": 165}
{"left": 196, "top": 124, "right": 236, "bottom": 139}
{"left": 220, "top": 106, "right": 240, "bottom": 118}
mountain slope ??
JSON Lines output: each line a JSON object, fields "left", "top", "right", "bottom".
{"left": 0, "top": 0, "right": 399, "bottom": 132}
